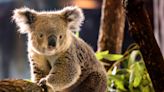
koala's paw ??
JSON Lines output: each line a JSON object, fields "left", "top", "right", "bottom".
{"left": 38, "top": 78, "right": 48, "bottom": 92}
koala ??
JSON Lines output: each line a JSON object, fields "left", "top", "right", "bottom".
{"left": 12, "top": 6, "right": 107, "bottom": 92}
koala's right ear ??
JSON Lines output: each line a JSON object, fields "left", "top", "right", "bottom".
{"left": 12, "top": 7, "right": 37, "bottom": 34}
{"left": 60, "top": 6, "right": 84, "bottom": 32}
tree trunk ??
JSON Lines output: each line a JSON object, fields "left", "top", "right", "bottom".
{"left": 124, "top": 0, "right": 164, "bottom": 91}
{"left": 0, "top": 79, "right": 43, "bottom": 92}
{"left": 98, "top": 0, "right": 125, "bottom": 68}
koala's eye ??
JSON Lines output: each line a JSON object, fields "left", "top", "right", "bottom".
{"left": 59, "top": 35, "right": 62, "bottom": 39}
{"left": 38, "top": 33, "right": 43, "bottom": 38}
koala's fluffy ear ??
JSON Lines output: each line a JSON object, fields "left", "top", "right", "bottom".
{"left": 61, "top": 6, "right": 84, "bottom": 32}
{"left": 12, "top": 7, "right": 36, "bottom": 34}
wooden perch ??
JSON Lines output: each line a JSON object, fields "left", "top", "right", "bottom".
{"left": 98, "top": 0, "right": 125, "bottom": 69}
{"left": 124, "top": 0, "right": 164, "bottom": 91}
{"left": 0, "top": 79, "right": 43, "bottom": 92}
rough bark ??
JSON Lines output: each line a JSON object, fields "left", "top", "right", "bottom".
{"left": 124, "top": 0, "right": 164, "bottom": 91}
{"left": 97, "top": 0, "right": 125, "bottom": 68}
{"left": 0, "top": 79, "right": 43, "bottom": 92}
{"left": 98, "top": 0, "right": 125, "bottom": 53}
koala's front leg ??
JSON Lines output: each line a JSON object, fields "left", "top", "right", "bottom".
{"left": 29, "top": 53, "right": 51, "bottom": 83}
{"left": 40, "top": 60, "right": 81, "bottom": 92}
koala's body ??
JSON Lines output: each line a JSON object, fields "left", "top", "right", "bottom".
{"left": 13, "top": 6, "right": 107, "bottom": 92}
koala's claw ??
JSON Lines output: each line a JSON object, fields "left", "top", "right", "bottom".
{"left": 38, "top": 79, "right": 48, "bottom": 92}
{"left": 39, "top": 78, "right": 46, "bottom": 85}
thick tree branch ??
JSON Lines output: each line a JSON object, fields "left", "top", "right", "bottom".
{"left": 0, "top": 79, "right": 43, "bottom": 92}
{"left": 124, "top": 0, "right": 164, "bottom": 91}
{"left": 98, "top": 0, "right": 125, "bottom": 69}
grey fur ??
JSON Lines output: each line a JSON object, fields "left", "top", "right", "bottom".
{"left": 13, "top": 6, "right": 107, "bottom": 92}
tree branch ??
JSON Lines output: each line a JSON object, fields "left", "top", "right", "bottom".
{"left": 0, "top": 79, "right": 43, "bottom": 92}
{"left": 124, "top": 0, "right": 164, "bottom": 91}
{"left": 98, "top": 0, "right": 125, "bottom": 69}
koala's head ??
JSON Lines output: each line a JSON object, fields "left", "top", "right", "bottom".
{"left": 12, "top": 6, "right": 84, "bottom": 55}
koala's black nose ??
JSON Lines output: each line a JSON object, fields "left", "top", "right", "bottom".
{"left": 48, "top": 35, "right": 56, "bottom": 48}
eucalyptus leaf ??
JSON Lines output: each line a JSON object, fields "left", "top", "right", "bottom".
{"left": 141, "top": 86, "right": 150, "bottom": 92}
{"left": 95, "top": 51, "right": 109, "bottom": 60}
{"left": 133, "top": 72, "right": 142, "bottom": 87}
{"left": 95, "top": 54, "right": 104, "bottom": 60}
{"left": 109, "top": 75, "right": 127, "bottom": 91}
{"left": 103, "top": 54, "right": 123, "bottom": 61}
{"left": 128, "top": 50, "right": 142, "bottom": 67}
{"left": 106, "top": 50, "right": 154, "bottom": 92}
{"left": 130, "top": 62, "right": 144, "bottom": 87}
{"left": 95, "top": 51, "right": 123, "bottom": 61}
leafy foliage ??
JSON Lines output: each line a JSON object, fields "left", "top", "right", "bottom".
{"left": 95, "top": 48, "right": 154, "bottom": 92}
{"left": 95, "top": 51, "right": 123, "bottom": 61}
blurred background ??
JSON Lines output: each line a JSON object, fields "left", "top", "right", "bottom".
{"left": 0, "top": 0, "right": 163, "bottom": 79}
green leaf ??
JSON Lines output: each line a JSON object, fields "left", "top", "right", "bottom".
{"left": 95, "top": 51, "right": 123, "bottom": 61}
{"left": 128, "top": 51, "right": 136, "bottom": 67}
{"left": 128, "top": 50, "right": 143, "bottom": 67}
{"left": 141, "top": 75, "right": 150, "bottom": 86}
{"left": 129, "top": 62, "right": 143, "bottom": 88}
{"left": 106, "top": 49, "right": 155, "bottom": 92}
{"left": 133, "top": 63, "right": 143, "bottom": 87}
{"left": 95, "top": 54, "right": 103, "bottom": 60}
{"left": 129, "top": 70, "right": 134, "bottom": 91}
{"left": 95, "top": 51, "right": 109, "bottom": 60}
{"left": 103, "top": 54, "right": 123, "bottom": 61}
{"left": 109, "top": 75, "right": 127, "bottom": 91}
{"left": 116, "top": 69, "right": 130, "bottom": 75}
{"left": 141, "top": 86, "right": 150, "bottom": 92}
{"left": 133, "top": 73, "right": 142, "bottom": 87}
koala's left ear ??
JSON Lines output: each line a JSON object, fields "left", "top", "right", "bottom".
{"left": 61, "top": 6, "right": 84, "bottom": 32}
{"left": 12, "top": 7, "right": 37, "bottom": 34}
